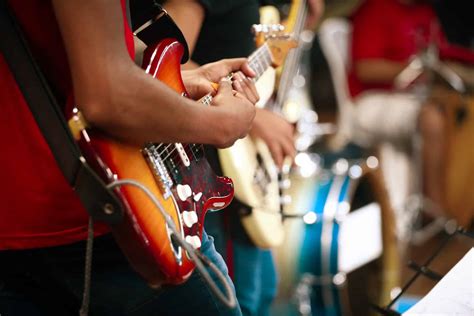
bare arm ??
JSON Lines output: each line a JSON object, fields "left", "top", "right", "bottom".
{"left": 51, "top": 0, "right": 254, "bottom": 148}
{"left": 355, "top": 59, "right": 408, "bottom": 84}
{"left": 163, "top": 0, "right": 205, "bottom": 55}
{"left": 306, "top": 0, "right": 325, "bottom": 30}
{"left": 164, "top": 0, "right": 295, "bottom": 166}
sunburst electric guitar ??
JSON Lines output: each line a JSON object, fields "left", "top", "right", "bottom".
{"left": 67, "top": 37, "right": 234, "bottom": 286}
{"left": 218, "top": 22, "right": 298, "bottom": 249}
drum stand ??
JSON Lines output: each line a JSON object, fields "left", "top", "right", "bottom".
{"left": 293, "top": 272, "right": 352, "bottom": 316}
{"left": 394, "top": 43, "right": 467, "bottom": 247}
{"left": 372, "top": 224, "right": 474, "bottom": 315}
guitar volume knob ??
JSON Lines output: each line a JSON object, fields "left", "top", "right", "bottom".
{"left": 280, "top": 195, "right": 292, "bottom": 205}
{"left": 185, "top": 235, "right": 202, "bottom": 249}
{"left": 182, "top": 211, "right": 198, "bottom": 228}
{"left": 279, "top": 179, "right": 291, "bottom": 189}
{"left": 177, "top": 184, "right": 193, "bottom": 201}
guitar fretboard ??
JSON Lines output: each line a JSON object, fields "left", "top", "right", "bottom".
{"left": 247, "top": 43, "right": 273, "bottom": 80}
{"left": 200, "top": 43, "right": 273, "bottom": 107}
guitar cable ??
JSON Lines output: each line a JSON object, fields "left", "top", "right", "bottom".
{"left": 105, "top": 179, "right": 237, "bottom": 309}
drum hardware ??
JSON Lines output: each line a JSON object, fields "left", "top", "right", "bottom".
{"left": 293, "top": 272, "right": 352, "bottom": 316}
{"left": 402, "top": 195, "right": 455, "bottom": 246}
{"left": 273, "top": 148, "right": 405, "bottom": 316}
{"left": 394, "top": 43, "right": 466, "bottom": 95}
{"left": 294, "top": 109, "right": 337, "bottom": 153}
{"left": 406, "top": 261, "right": 442, "bottom": 281}
{"left": 393, "top": 48, "right": 470, "bottom": 241}
{"left": 372, "top": 226, "right": 474, "bottom": 315}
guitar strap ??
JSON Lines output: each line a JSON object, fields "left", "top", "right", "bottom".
{"left": 130, "top": 0, "right": 190, "bottom": 63}
{"left": 0, "top": 2, "right": 190, "bottom": 315}
{"left": 0, "top": 0, "right": 123, "bottom": 224}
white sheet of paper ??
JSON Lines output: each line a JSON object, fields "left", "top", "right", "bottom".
{"left": 404, "top": 247, "right": 474, "bottom": 316}
{"left": 338, "top": 202, "right": 383, "bottom": 273}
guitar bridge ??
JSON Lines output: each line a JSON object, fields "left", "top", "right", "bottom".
{"left": 143, "top": 145, "right": 174, "bottom": 199}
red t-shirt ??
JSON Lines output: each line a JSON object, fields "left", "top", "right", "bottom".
{"left": 0, "top": 0, "right": 135, "bottom": 250}
{"left": 348, "top": 0, "right": 474, "bottom": 97}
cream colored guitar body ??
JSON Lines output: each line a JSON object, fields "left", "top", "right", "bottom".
{"left": 255, "top": 68, "right": 276, "bottom": 108}
{"left": 219, "top": 7, "right": 290, "bottom": 249}
{"left": 219, "top": 137, "right": 285, "bottom": 248}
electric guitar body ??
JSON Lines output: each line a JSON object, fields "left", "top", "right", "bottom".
{"left": 68, "top": 38, "right": 233, "bottom": 286}
{"left": 219, "top": 137, "right": 285, "bottom": 248}
{"left": 219, "top": 21, "right": 297, "bottom": 249}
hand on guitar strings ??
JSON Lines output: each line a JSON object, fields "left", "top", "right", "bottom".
{"left": 182, "top": 58, "right": 257, "bottom": 101}
{"left": 250, "top": 109, "right": 296, "bottom": 169}
{"left": 210, "top": 79, "right": 256, "bottom": 148}
{"left": 231, "top": 71, "right": 260, "bottom": 105}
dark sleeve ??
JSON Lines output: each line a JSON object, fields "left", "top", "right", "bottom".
{"left": 259, "top": 0, "right": 291, "bottom": 5}
{"left": 198, "top": 0, "right": 237, "bottom": 15}
{"left": 130, "top": 0, "right": 163, "bottom": 29}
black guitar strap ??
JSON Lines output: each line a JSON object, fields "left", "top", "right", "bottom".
{"left": 0, "top": 0, "right": 123, "bottom": 224}
{"left": 130, "top": 0, "right": 190, "bottom": 63}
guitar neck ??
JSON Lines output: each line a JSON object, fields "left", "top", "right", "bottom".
{"left": 200, "top": 44, "right": 273, "bottom": 107}
{"left": 247, "top": 43, "right": 273, "bottom": 81}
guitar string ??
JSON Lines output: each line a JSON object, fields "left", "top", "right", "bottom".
{"left": 152, "top": 137, "right": 202, "bottom": 163}
{"left": 248, "top": 44, "right": 272, "bottom": 79}
{"left": 152, "top": 89, "right": 213, "bottom": 162}
{"left": 149, "top": 41, "right": 273, "bottom": 167}
{"left": 146, "top": 145, "right": 192, "bottom": 173}
{"left": 156, "top": 44, "right": 273, "bottom": 164}
{"left": 249, "top": 44, "right": 268, "bottom": 76}
{"left": 153, "top": 143, "right": 201, "bottom": 166}
{"left": 142, "top": 42, "right": 264, "bottom": 163}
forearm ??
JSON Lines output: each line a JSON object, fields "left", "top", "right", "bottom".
{"left": 52, "top": 0, "right": 227, "bottom": 146}
{"left": 163, "top": 0, "right": 205, "bottom": 54}
{"left": 355, "top": 59, "right": 408, "bottom": 84}
{"left": 85, "top": 64, "right": 226, "bottom": 146}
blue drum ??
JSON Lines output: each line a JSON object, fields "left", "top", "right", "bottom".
{"left": 274, "top": 157, "right": 384, "bottom": 316}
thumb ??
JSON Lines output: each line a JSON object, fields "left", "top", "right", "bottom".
{"left": 223, "top": 58, "right": 257, "bottom": 78}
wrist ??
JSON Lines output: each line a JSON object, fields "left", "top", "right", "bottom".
{"left": 190, "top": 104, "right": 229, "bottom": 146}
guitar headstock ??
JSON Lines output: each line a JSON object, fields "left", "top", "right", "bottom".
{"left": 252, "top": 24, "right": 298, "bottom": 68}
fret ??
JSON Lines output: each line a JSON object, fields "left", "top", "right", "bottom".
{"left": 256, "top": 59, "right": 265, "bottom": 77}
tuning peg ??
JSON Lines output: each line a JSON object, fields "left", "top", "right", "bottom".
{"left": 252, "top": 24, "right": 266, "bottom": 34}
{"left": 270, "top": 24, "right": 285, "bottom": 32}
{"left": 252, "top": 24, "right": 285, "bottom": 35}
